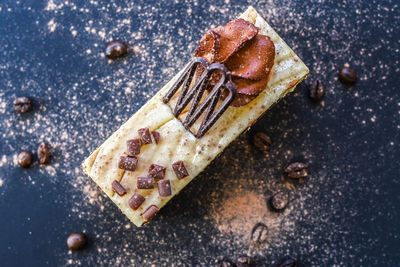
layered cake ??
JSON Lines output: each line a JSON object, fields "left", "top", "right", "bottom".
{"left": 82, "top": 6, "right": 309, "bottom": 226}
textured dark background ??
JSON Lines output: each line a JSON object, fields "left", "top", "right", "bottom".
{"left": 0, "top": 0, "right": 399, "bottom": 266}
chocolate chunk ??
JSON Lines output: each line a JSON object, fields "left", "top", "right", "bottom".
{"left": 37, "top": 143, "right": 50, "bottom": 164}
{"left": 112, "top": 180, "right": 127, "bottom": 196}
{"left": 141, "top": 205, "right": 159, "bottom": 221}
{"left": 128, "top": 193, "right": 145, "bottom": 210}
{"left": 152, "top": 131, "right": 160, "bottom": 144}
{"left": 148, "top": 164, "right": 166, "bottom": 179}
{"left": 18, "top": 151, "right": 33, "bottom": 168}
{"left": 172, "top": 161, "right": 189, "bottom": 179}
{"left": 284, "top": 162, "right": 308, "bottom": 179}
{"left": 250, "top": 222, "right": 268, "bottom": 244}
{"left": 270, "top": 191, "right": 289, "bottom": 211}
{"left": 338, "top": 66, "right": 357, "bottom": 84}
{"left": 67, "top": 233, "right": 86, "bottom": 251}
{"left": 127, "top": 138, "right": 140, "bottom": 156}
{"left": 118, "top": 156, "right": 138, "bottom": 171}
{"left": 277, "top": 257, "right": 297, "bottom": 267}
{"left": 157, "top": 179, "right": 172, "bottom": 197}
{"left": 137, "top": 177, "right": 155, "bottom": 189}
{"left": 105, "top": 40, "right": 129, "bottom": 59}
{"left": 13, "top": 97, "right": 32, "bottom": 113}
{"left": 138, "top": 128, "right": 152, "bottom": 144}
{"left": 236, "top": 255, "right": 254, "bottom": 267}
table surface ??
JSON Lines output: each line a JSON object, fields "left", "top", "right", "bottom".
{"left": 0, "top": 0, "right": 399, "bottom": 266}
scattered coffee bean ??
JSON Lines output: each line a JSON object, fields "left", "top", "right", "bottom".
{"left": 216, "top": 260, "right": 234, "bottom": 267}
{"left": 67, "top": 233, "right": 86, "bottom": 251}
{"left": 236, "top": 255, "right": 254, "bottom": 267}
{"left": 338, "top": 66, "right": 357, "bottom": 84}
{"left": 105, "top": 40, "right": 129, "bottom": 59}
{"left": 250, "top": 222, "right": 268, "bottom": 244}
{"left": 252, "top": 132, "right": 271, "bottom": 151}
{"left": 284, "top": 162, "right": 308, "bottom": 179}
{"left": 18, "top": 151, "right": 33, "bottom": 168}
{"left": 277, "top": 257, "right": 297, "bottom": 267}
{"left": 270, "top": 191, "right": 289, "bottom": 211}
{"left": 13, "top": 97, "right": 32, "bottom": 113}
{"left": 37, "top": 143, "right": 50, "bottom": 164}
{"left": 309, "top": 79, "right": 325, "bottom": 101}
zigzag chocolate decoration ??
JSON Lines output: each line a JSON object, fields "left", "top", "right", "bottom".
{"left": 163, "top": 57, "right": 237, "bottom": 138}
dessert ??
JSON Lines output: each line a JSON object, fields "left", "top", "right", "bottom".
{"left": 82, "top": 6, "right": 309, "bottom": 226}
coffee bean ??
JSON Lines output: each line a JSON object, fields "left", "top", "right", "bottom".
{"left": 18, "top": 151, "right": 33, "bottom": 168}
{"left": 252, "top": 132, "right": 271, "bottom": 151}
{"left": 236, "top": 255, "right": 254, "bottom": 267}
{"left": 270, "top": 191, "right": 289, "bottom": 211}
{"left": 338, "top": 67, "right": 357, "bottom": 84}
{"left": 216, "top": 260, "right": 234, "bottom": 267}
{"left": 13, "top": 97, "right": 32, "bottom": 113}
{"left": 308, "top": 79, "right": 325, "bottom": 101}
{"left": 105, "top": 41, "right": 129, "bottom": 59}
{"left": 277, "top": 257, "right": 297, "bottom": 267}
{"left": 67, "top": 233, "right": 86, "bottom": 251}
{"left": 250, "top": 222, "right": 268, "bottom": 244}
{"left": 284, "top": 162, "right": 308, "bottom": 179}
{"left": 37, "top": 143, "right": 50, "bottom": 164}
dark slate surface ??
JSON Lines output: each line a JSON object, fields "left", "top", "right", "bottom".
{"left": 0, "top": 0, "right": 399, "bottom": 266}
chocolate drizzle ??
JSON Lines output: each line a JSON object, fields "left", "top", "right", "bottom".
{"left": 163, "top": 57, "right": 237, "bottom": 138}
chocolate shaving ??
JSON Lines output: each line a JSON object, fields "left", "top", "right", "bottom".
{"left": 152, "top": 131, "right": 160, "bottom": 144}
{"left": 172, "top": 161, "right": 189, "bottom": 179}
{"left": 148, "top": 164, "right": 166, "bottom": 179}
{"left": 137, "top": 177, "right": 155, "bottom": 189}
{"left": 112, "top": 180, "right": 127, "bottom": 196}
{"left": 128, "top": 193, "right": 145, "bottom": 210}
{"left": 157, "top": 179, "right": 172, "bottom": 197}
{"left": 118, "top": 156, "right": 138, "bottom": 171}
{"left": 138, "top": 128, "right": 152, "bottom": 144}
{"left": 127, "top": 138, "right": 140, "bottom": 156}
{"left": 141, "top": 205, "right": 160, "bottom": 221}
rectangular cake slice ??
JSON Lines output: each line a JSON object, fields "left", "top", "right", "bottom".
{"left": 82, "top": 6, "right": 309, "bottom": 226}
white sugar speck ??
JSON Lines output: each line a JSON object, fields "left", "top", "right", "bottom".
{"left": 47, "top": 19, "right": 57, "bottom": 32}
